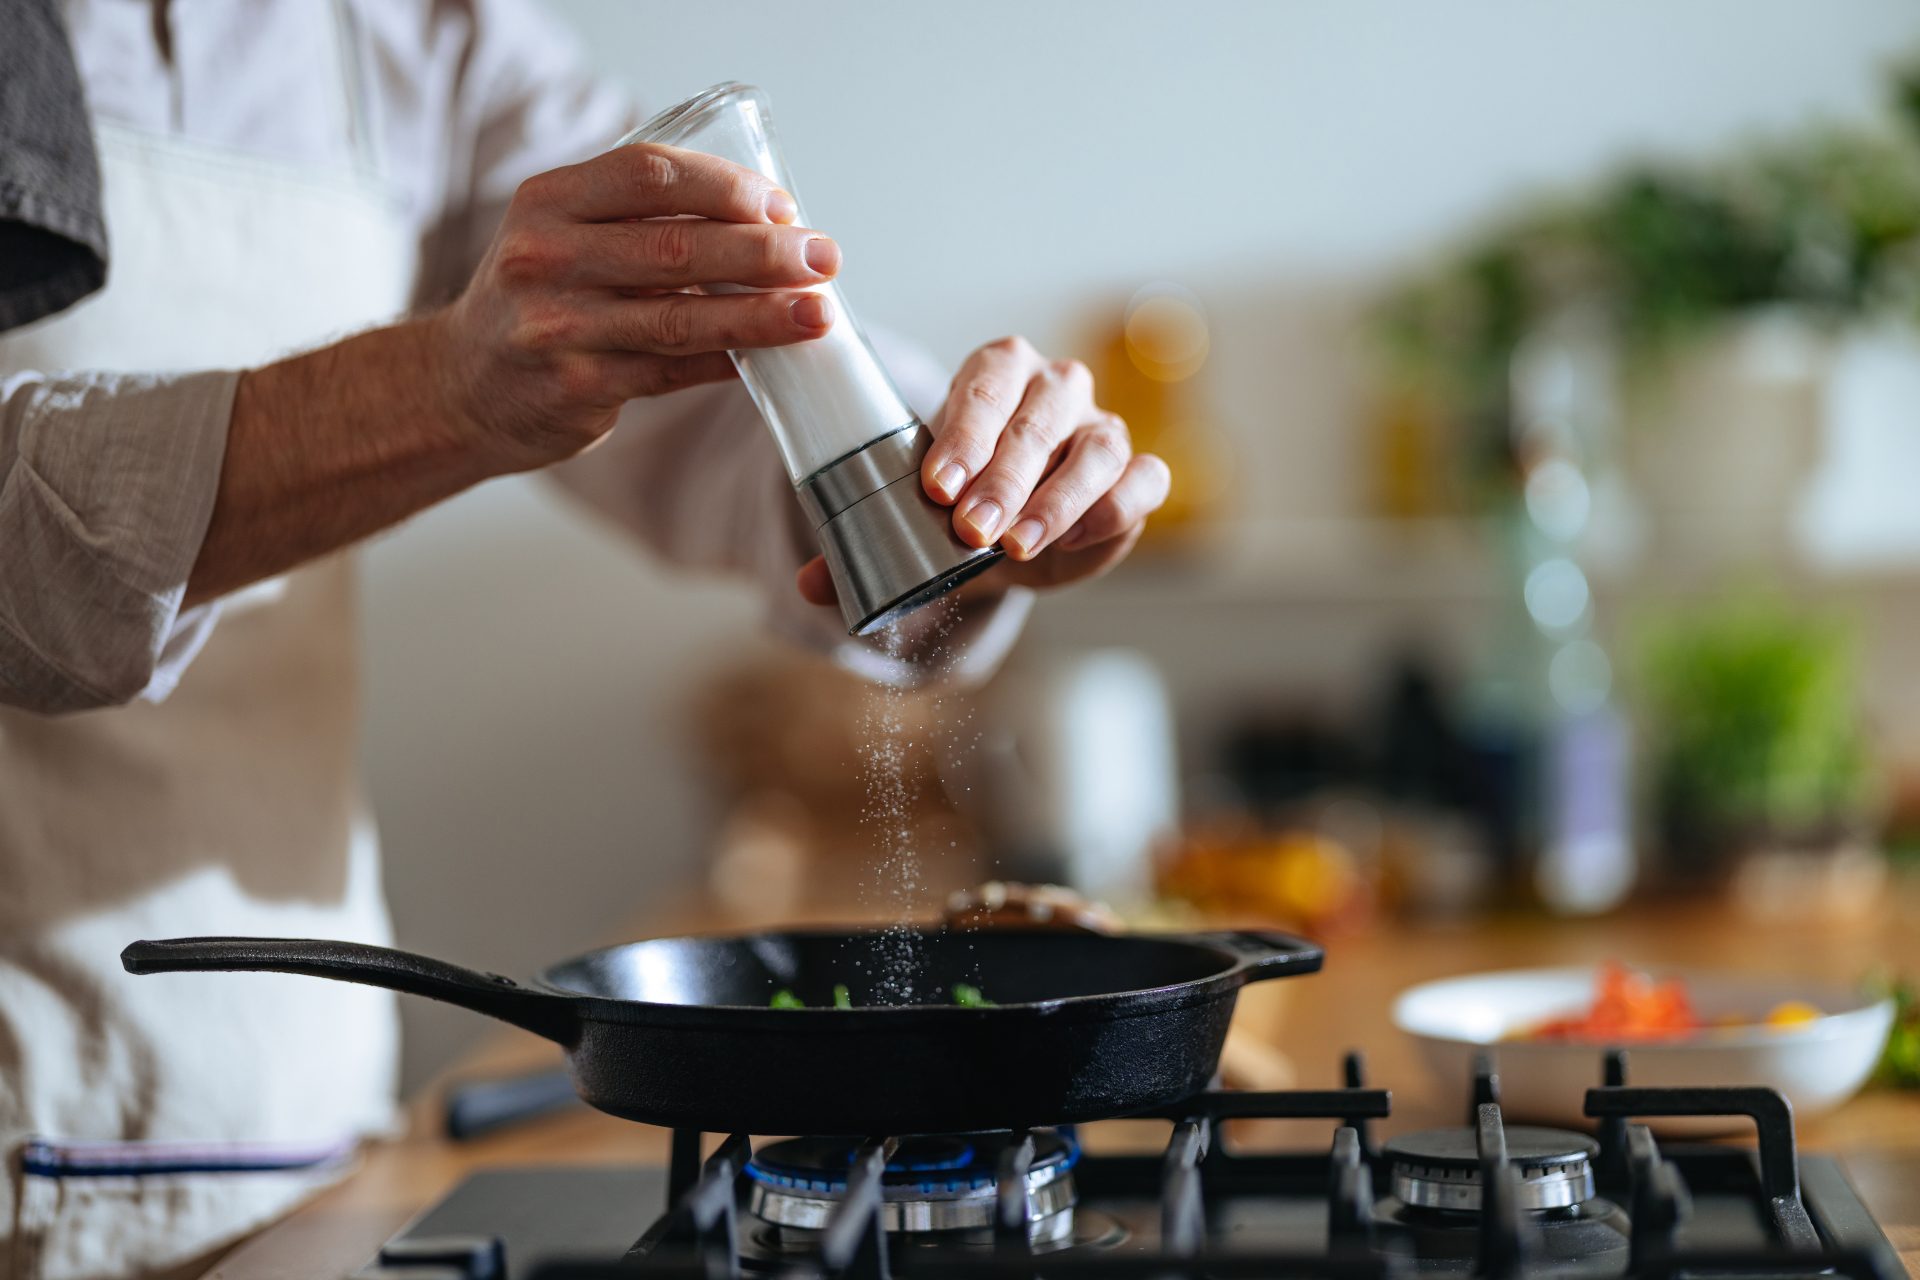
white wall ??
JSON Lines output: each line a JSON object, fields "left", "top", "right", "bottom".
{"left": 550, "top": 0, "right": 1911, "bottom": 349}
{"left": 363, "top": 0, "right": 1920, "bottom": 1088}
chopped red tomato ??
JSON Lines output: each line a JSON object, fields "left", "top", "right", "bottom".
{"left": 1525, "top": 962, "right": 1702, "bottom": 1042}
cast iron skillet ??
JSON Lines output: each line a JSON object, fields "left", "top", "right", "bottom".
{"left": 122, "top": 928, "right": 1319, "bottom": 1136}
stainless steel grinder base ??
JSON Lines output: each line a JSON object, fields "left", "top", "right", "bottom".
{"left": 797, "top": 424, "right": 1004, "bottom": 636}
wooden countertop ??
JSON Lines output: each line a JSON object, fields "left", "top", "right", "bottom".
{"left": 207, "top": 894, "right": 1920, "bottom": 1279}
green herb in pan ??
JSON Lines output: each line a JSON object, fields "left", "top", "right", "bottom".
{"left": 771, "top": 983, "right": 994, "bottom": 1008}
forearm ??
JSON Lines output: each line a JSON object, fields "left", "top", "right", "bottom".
{"left": 179, "top": 139, "right": 835, "bottom": 609}
{"left": 184, "top": 314, "right": 495, "bottom": 605}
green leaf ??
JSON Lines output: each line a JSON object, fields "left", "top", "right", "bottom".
{"left": 1634, "top": 594, "right": 1869, "bottom": 833}
{"left": 1868, "top": 973, "right": 1920, "bottom": 1088}
{"left": 769, "top": 988, "right": 804, "bottom": 1010}
{"left": 1368, "top": 52, "right": 1920, "bottom": 503}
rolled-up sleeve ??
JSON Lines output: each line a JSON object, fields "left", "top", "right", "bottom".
{"left": 0, "top": 369, "right": 232, "bottom": 713}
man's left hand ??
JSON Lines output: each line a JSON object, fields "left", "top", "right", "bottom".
{"left": 796, "top": 335, "right": 1170, "bottom": 606}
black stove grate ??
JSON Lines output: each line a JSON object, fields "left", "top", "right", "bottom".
{"left": 485, "top": 1049, "right": 1903, "bottom": 1280}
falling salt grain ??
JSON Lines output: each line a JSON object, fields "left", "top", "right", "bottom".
{"left": 855, "top": 596, "right": 971, "bottom": 1004}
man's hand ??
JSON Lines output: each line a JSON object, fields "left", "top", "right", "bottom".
{"left": 434, "top": 142, "right": 840, "bottom": 472}
{"left": 796, "top": 336, "right": 1170, "bottom": 606}
{"left": 188, "top": 143, "right": 839, "bottom": 604}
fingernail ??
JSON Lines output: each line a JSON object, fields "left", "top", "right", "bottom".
{"left": 1006, "top": 517, "right": 1046, "bottom": 558}
{"left": 804, "top": 237, "right": 840, "bottom": 277}
{"left": 1057, "top": 520, "right": 1089, "bottom": 550}
{"left": 932, "top": 461, "right": 967, "bottom": 502}
{"left": 960, "top": 498, "right": 1002, "bottom": 543}
{"left": 791, "top": 293, "right": 831, "bottom": 329}
{"left": 766, "top": 189, "right": 798, "bottom": 223}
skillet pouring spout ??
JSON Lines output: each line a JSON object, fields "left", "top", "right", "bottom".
{"left": 1199, "top": 930, "right": 1325, "bottom": 982}
{"left": 121, "top": 937, "right": 581, "bottom": 1045}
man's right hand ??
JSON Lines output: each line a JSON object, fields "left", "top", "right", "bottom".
{"left": 182, "top": 144, "right": 837, "bottom": 605}
{"left": 431, "top": 142, "right": 840, "bottom": 472}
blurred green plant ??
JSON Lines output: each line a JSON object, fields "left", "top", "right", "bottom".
{"left": 1635, "top": 596, "right": 1873, "bottom": 862}
{"left": 1866, "top": 972, "right": 1920, "bottom": 1088}
{"left": 1378, "top": 51, "right": 1920, "bottom": 480}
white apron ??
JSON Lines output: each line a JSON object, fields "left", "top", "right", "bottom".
{"left": 0, "top": 14, "right": 414, "bottom": 1278}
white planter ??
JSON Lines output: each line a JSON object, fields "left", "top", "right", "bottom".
{"left": 1624, "top": 311, "right": 1830, "bottom": 571}
{"left": 1795, "top": 321, "right": 1920, "bottom": 570}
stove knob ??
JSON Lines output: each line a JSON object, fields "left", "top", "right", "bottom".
{"left": 377, "top": 1235, "right": 507, "bottom": 1280}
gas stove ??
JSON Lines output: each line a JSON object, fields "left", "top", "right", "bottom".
{"left": 358, "top": 1050, "right": 1902, "bottom": 1280}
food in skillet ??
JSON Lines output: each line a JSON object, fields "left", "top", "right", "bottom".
{"left": 768, "top": 983, "right": 995, "bottom": 1009}
{"left": 1514, "top": 961, "right": 1822, "bottom": 1042}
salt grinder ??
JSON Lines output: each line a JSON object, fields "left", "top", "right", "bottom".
{"left": 618, "top": 84, "right": 1003, "bottom": 635}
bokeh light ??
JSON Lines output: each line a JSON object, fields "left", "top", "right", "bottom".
{"left": 1524, "top": 557, "right": 1591, "bottom": 633}
{"left": 1123, "top": 283, "right": 1211, "bottom": 383}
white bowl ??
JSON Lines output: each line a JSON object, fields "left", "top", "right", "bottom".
{"left": 1392, "top": 967, "right": 1894, "bottom": 1135}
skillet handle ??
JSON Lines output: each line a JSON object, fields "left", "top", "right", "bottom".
{"left": 1189, "top": 930, "right": 1325, "bottom": 982}
{"left": 121, "top": 937, "right": 581, "bottom": 1046}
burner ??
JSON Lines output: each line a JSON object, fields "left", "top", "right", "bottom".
{"left": 1385, "top": 1126, "right": 1598, "bottom": 1212}
{"left": 744, "top": 1133, "right": 1078, "bottom": 1242}
{"left": 377, "top": 1056, "right": 1904, "bottom": 1280}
